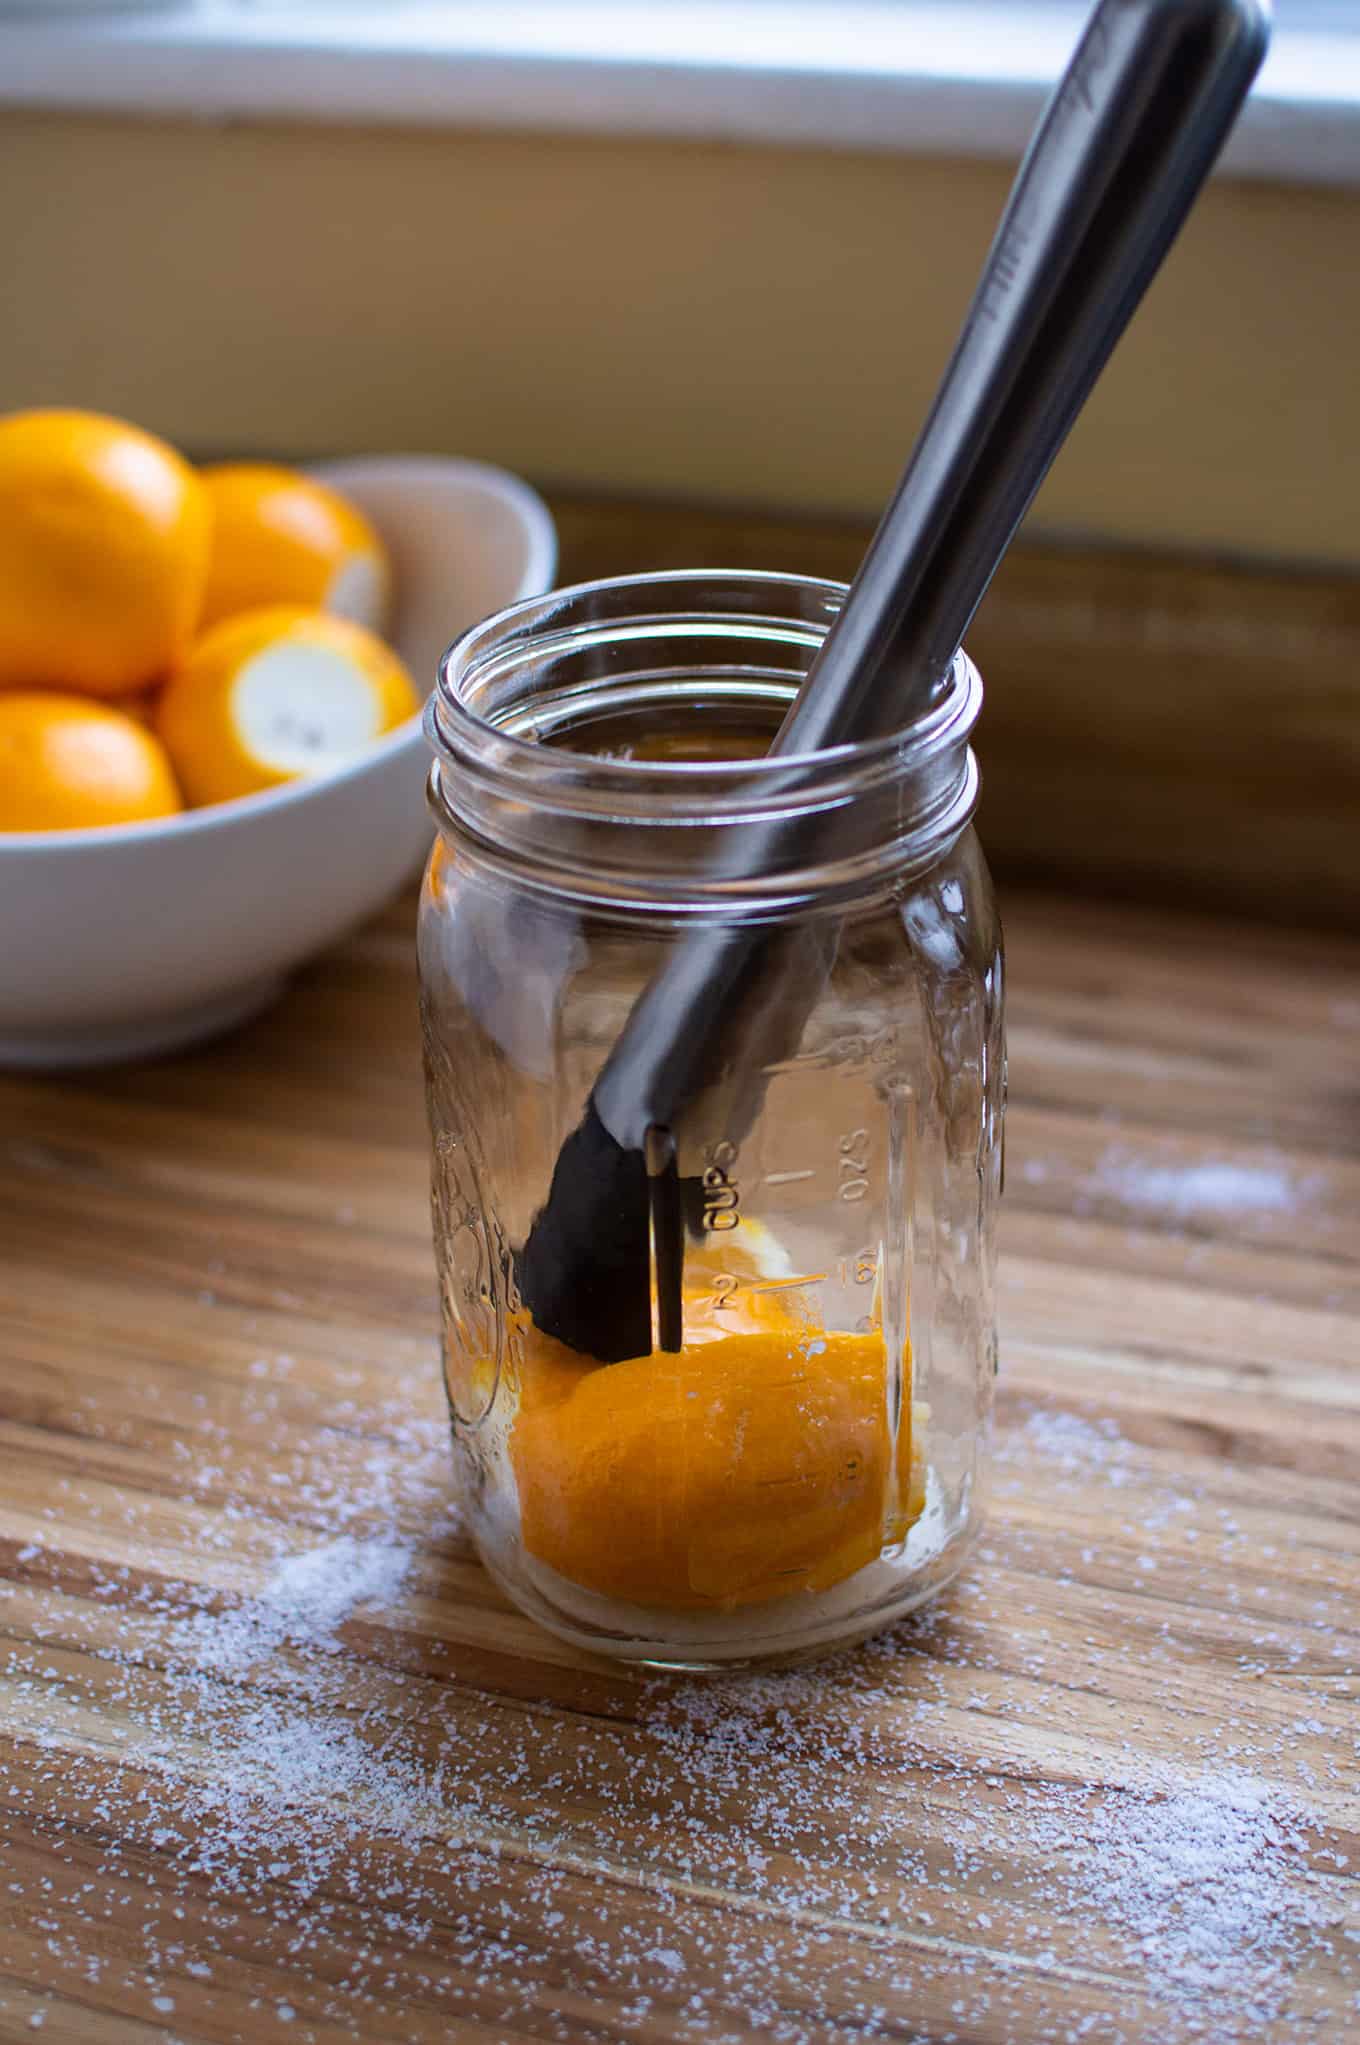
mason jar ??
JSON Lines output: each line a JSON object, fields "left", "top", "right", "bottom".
{"left": 419, "top": 570, "right": 1004, "bottom": 1668}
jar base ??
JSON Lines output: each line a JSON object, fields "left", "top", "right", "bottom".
{"left": 475, "top": 1512, "right": 979, "bottom": 1672}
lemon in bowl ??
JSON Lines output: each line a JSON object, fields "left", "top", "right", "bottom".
{"left": 198, "top": 462, "right": 392, "bottom": 634}
{"left": 0, "top": 408, "right": 211, "bottom": 697}
{"left": 0, "top": 694, "right": 182, "bottom": 831}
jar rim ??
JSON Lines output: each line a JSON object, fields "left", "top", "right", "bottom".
{"left": 427, "top": 568, "right": 982, "bottom": 824}
{"left": 424, "top": 568, "right": 983, "bottom": 912}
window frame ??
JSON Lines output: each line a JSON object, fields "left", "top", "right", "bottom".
{"left": 1, "top": 0, "right": 1358, "bottom": 187}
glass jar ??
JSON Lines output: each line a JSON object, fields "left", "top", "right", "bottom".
{"left": 419, "top": 571, "right": 1004, "bottom": 1668}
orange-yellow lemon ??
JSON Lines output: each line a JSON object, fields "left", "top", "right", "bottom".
{"left": 508, "top": 1259, "right": 925, "bottom": 1612}
{"left": 156, "top": 605, "right": 418, "bottom": 808}
{"left": 199, "top": 463, "right": 390, "bottom": 632}
{"left": 0, "top": 693, "right": 182, "bottom": 831}
{"left": 0, "top": 409, "right": 211, "bottom": 697}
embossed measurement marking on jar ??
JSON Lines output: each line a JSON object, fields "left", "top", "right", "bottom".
{"left": 759, "top": 1025, "right": 901, "bottom": 1078}
{"left": 702, "top": 1138, "right": 740, "bottom": 1232}
{"left": 836, "top": 1252, "right": 879, "bottom": 1287}
{"left": 706, "top": 1273, "right": 827, "bottom": 1308}
{"left": 838, "top": 1126, "right": 871, "bottom": 1203}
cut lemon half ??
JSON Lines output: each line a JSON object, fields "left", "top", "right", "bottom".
{"left": 199, "top": 462, "right": 391, "bottom": 633}
{"left": 156, "top": 606, "right": 419, "bottom": 808}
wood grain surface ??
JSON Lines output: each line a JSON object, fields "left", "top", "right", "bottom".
{"left": 551, "top": 496, "right": 1360, "bottom": 932}
{"left": 1, "top": 883, "right": 1357, "bottom": 2045}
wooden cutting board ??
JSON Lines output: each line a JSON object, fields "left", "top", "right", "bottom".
{"left": 1, "top": 882, "right": 1356, "bottom": 2045}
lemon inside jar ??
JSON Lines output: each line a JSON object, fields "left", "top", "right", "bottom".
{"left": 506, "top": 1234, "right": 926, "bottom": 1613}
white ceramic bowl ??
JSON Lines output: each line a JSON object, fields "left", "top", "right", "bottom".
{"left": 0, "top": 455, "right": 557, "bottom": 1068}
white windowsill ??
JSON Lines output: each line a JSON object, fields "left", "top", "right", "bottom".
{"left": 2, "top": 1, "right": 1358, "bottom": 187}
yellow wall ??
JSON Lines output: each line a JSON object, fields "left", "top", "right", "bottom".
{"left": 2, "top": 110, "right": 1355, "bottom": 563}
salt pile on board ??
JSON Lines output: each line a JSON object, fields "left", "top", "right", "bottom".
{"left": 187, "top": 1532, "right": 416, "bottom": 1677}
{"left": 1026, "top": 1770, "right": 1336, "bottom": 2013}
{"left": 1089, "top": 1147, "right": 1321, "bottom": 1226}
{"left": 994, "top": 1404, "right": 1135, "bottom": 1487}
{"left": 157, "top": 1530, "right": 429, "bottom": 1887}
{"left": 2, "top": 1366, "right": 1356, "bottom": 2043}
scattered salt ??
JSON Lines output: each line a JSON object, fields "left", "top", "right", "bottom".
{"left": 2, "top": 1370, "right": 1353, "bottom": 2045}
{"left": 1091, "top": 1148, "right": 1313, "bottom": 1223}
{"left": 182, "top": 1533, "right": 415, "bottom": 1678}
{"left": 995, "top": 1405, "right": 1134, "bottom": 1486}
{"left": 1029, "top": 1771, "right": 1331, "bottom": 2004}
